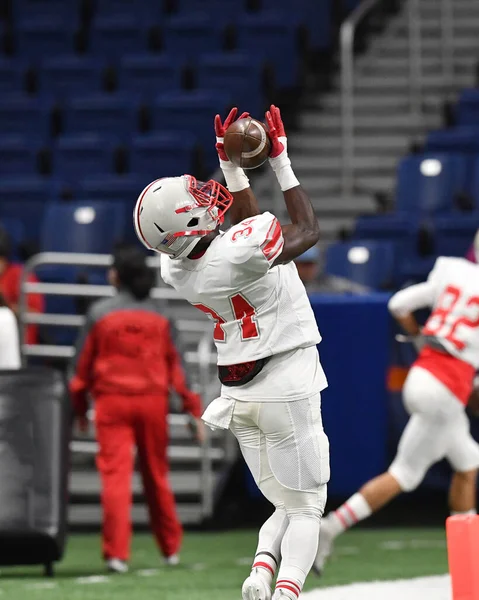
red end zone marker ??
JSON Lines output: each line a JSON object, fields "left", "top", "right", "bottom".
{"left": 446, "top": 514, "right": 479, "bottom": 599}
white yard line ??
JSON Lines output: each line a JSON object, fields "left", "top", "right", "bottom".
{"left": 76, "top": 575, "right": 111, "bottom": 585}
{"left": 137, "top": 569, "right": 160, "bottom": 577}
{"left": 25, "top": 582, "right": 57, "bottom": 590}
{"left": 379, "top": 539, "right": 446, "bottom": 551}
{"left": 303, "top": 575, "right": 451, "bottom": 600}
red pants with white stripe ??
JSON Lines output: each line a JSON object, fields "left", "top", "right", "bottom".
{"left": 95, "top": 394, "right": 182, "bottom": 561}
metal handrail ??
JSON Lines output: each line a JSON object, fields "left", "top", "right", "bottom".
{"left": 340, "top": 0, "right": 423, "bottom": 199}
{"left": 340, "top": 0, "right": 383, "bottom": 200}
{"left": 408, "top": 0, "right": 422, "bottom": 118}
{"left": 440, "top": 0, "right": 454, "bottom": 92}
{"left": 18, "top": 251, "right": 220, "bottom": 520}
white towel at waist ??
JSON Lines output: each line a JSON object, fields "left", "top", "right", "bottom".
{"left": 201, "top": 397, "right": 236, "bottom": 430}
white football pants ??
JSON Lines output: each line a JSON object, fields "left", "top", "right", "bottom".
{"left": 230, "top": 394, "right": 329, "bottom": 586}
{"left": 389, "top": 366, "right": 479, "bottom": 492}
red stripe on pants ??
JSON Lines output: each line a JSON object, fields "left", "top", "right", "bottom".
{"left": 95, "top": 394, "right": 182, "bottom": 561}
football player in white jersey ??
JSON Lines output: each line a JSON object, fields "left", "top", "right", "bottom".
{"left": 314, "top": 246, "right": 479, "bottom": 575}
{"left": 133, "top": 105, "right": 330, "bottom": 600}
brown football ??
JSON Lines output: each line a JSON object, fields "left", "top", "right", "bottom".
{"left": 223, "top": 117, "right": 271, "bottom": 170}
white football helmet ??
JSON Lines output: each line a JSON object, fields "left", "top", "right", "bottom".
{"left": 133, "top": 175, "right": 233, "bottom": 259}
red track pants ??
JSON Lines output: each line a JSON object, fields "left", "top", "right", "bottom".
{"left": 95, "top": 394, "right": 182, "bottom": 561}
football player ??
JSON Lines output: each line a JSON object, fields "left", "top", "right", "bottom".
{"left": 134, "top": 105, "right": 330, "bottom": 600}
{"left": 314, "top": 245, "right": 479, "bottom": 575}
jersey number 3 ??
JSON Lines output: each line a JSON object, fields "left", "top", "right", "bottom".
{"left": 194, "top": 294, "right": 259, "bottom": 342}
{"left": 423, "top": 285, "right": 479, "bottom": 351}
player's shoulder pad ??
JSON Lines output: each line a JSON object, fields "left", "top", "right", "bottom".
{"left": 224, "top": 212, "right": 283, "bottom": 265}
{"left": 429, "top": 256, "right": 466, "bottom": 282}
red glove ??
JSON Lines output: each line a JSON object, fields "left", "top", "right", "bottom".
{"left": 265, "top": 104, "right": 287, "bottom": 159}
{"left": 214, "top": 107, "right": 250, "bottom": 163}
{"left": 265, "top": 104, "right": 299, "bottom": 191}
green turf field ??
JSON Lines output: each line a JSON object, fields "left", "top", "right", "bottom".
{"left": 0, "top": 528, "right": 449, "bottom": 599}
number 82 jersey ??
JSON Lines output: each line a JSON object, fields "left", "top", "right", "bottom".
{"left": 422, "top": 257, "right": 479, "bottom": 368}
{"left": 160, "top": 211, "right": 321, "bottom": 366}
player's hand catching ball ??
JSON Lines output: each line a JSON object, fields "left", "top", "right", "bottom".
{"left": 265, "top": 104, "right": 299, "bottom": 191}
{"left": 215, "top": 107, "right": 250, "bottom": 165}
{"left": 265, "top": 104, "right": 287, "bottom": 160}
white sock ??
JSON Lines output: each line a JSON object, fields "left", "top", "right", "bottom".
{"left": 327, "top": 493, "right": 372, "bottom": 538}
{"left": 252, "top": 508, "right": 288, "bottom": 585}
{"left": 274, "top": 514, "right": 320, "bottom": 598}
{"left": 451, "top": 509, "right": 477, "bottom": 516}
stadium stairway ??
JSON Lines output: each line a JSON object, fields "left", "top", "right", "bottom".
{"left": 283, "top": 0, "right": 479, "bottom": 242}
{"left": 69, "top": 414, "right": 238, "bottom": 528}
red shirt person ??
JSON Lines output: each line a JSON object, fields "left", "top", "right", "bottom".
{"left": 0, "top": 226, "right": 43, "bottom": 344}
{"left": 69, "top": 246, "right": 203, "bottom": 573}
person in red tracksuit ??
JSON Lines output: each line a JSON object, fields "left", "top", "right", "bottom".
{"left": 69, "top": 246, "right": 204, "bottom": 574}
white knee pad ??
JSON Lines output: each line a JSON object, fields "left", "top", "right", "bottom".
{"left": 388, "top": 460, "right": 425, "bottom": 492}
{"left": 282, "top": 485, "right": 327, "bottom": 523}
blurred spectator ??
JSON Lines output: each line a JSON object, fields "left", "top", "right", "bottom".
{"left": 295, "top": 245, "right": 370, "bottom": 294}
{"left": 0, "top": 292, "right": 21, "bottom": 369}
{"left": 69, "top": 245, "right": 203, "bottom": 574}
{"left": 0, "top": 226, "right": 43, "bottom": 344}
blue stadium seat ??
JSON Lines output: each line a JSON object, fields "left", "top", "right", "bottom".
{"left": 176, "top": 1, "right": 238, "bottom": 23}
{"left": 0, "top": 95, "right": 51, "bottom": 138}
{"left": 197, "top": 53, "right": 264, "bottom": 117}
{"left": 130, "top": 132, "right": 197, "bottom": 179}
{"left": 13, "top": 0, "right": 78, "bottom": 22}
{"left": 89, "top": 16, "right": 147, "bottom": 61}
{"left": 0, "top": 201, "right": 49, "bottom": 242}
{"left": 258, "top": 0, "right": 332, "bottom": 49}
{"left": 15, "top": 18, "right": 76, "bottom": 61}
{"left": 0, "top": 59, "right": 27, "bottom": 94}
{"left": 95, "top": 0, "right": 161, "bottom": 21}
{"left": 0, "top": 217, "right": 26, "bottom": 259}
{"left": 53, "top": 134, "right": 117, "bottom": 180}
{"left": 456, "top": 89, "right": 479, "bottom": 127}
{"left": 236, "top": 13, "right": 299, "bottom": 88}
{"left": 352, "top": 214, "right": 418, "bottom": 259}
{"left": 163, "top": 14, "right": 223, "bottom": 59}
{"left": 0, "top": 176, "right": 54, "bottom": 205}
{"left": 152, "top": 90, "right": 230, "bottom": 169}
{"left": 40, "top": 56, "right": 105, "bottom": 98}
{"left": 464, "top": 155, "right": 479, "bottom": 208}
{"left": 325, "top": 241, "right": 397, "bottom": 290}
{"left": 425, "top": 127, "right": 479, "bottom": 154}
{"left": 63, "top": 94, "right": 138, "bottom": 138}
{"left": 119, "top": 54, "right": 183, "bottom": 97}
{"left": 0, "top": 136, "right": 40, "bottom": 176}
{"left": 395, "top": 153, "right": 467, "bottom": 214}
{"left": 76, "top": 175, "right": 144, "bottom": 204}
{"left": 434, "top": 214, "right": 479, "bottom": 258}
{"left": 41, "top": 201, "right": 126, "bottom": 253}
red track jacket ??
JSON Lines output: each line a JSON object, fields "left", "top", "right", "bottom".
{"left": 69, "top": 290, "right": 202, "bottom": 418}
{"left": 0, "top": 263, "right": 44, "bottom": 344}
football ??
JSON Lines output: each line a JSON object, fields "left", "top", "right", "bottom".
{"left": 224, "top": 117, "right": 271, "bottom": 170}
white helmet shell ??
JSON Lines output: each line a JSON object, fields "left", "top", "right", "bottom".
{"left": 133, "top": 175, "right": 232, "bottom": 259}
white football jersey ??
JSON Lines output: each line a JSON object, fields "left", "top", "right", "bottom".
{"left": 161, "top": 211, "right": 322, "bottom": 366}
{"left": 423, "top": 257, "right": 479, "bottom": 368}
